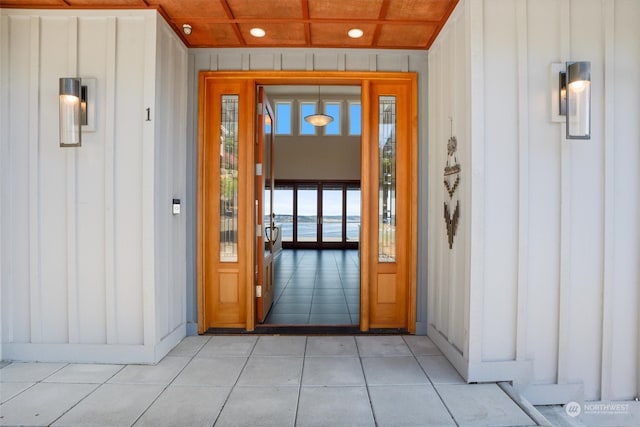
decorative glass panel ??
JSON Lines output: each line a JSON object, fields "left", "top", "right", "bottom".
{"left": 379, "top": 96, "right": 396, "bottom": 262}
{"left": 220, "top": 95, "right": 239, "bottom": 262}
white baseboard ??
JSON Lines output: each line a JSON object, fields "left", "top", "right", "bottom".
{"left": 518, "top": 383, "right": 585, "bottom": 405}
{"left": 3, "top": 323, "right": 186, "bottom": 365}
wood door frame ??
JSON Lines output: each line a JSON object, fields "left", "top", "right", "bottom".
{"left": 197, "top": 71, "right": 417, "bottom": 333}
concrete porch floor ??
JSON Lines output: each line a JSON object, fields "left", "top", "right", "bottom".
{"left": 1, "top": 335, "right": 542, "bottom": 426}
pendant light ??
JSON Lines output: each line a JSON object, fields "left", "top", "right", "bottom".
{"left": 304, "top": 86, "right": 333, "bottom": 127}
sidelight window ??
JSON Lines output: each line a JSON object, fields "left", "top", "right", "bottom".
{"left": 220, "top": 95, "right": 239, "bottom": 262}
{"left": 378, "top": 96, "right": 396, "bottom": 262}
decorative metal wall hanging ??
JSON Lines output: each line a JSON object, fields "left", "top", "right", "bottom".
{"left": 443, "top": 118, "right": 461, "bottom": 249}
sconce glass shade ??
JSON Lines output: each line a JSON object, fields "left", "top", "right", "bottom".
{"left": 80, "top": 85, "right": 88, "bottom": 126}
{"left": 304, "top": 113, "right": 333, "bottom": 127}
{"left": 59, "top": 77, "right": 82, "bottom": 147}
{"left": 566, "top": 61, "right": 591, "bottom": 139}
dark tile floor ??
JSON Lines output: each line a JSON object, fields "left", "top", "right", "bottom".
{"left": 264, "top": 249, "right": 360, "bottom": 325}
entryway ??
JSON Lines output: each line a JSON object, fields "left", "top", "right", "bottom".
{"left": 264, "top": 249, "right": 360, "bottom": 325}
{"left": 197, "top": 71, "right": 418, "bottom": 333}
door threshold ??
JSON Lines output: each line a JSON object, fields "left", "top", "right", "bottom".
{"left": 255, "top": 325, "right": 360, "bottom": 335}
{"left": 204, "top": 326, "right": 408, "bottom": 335}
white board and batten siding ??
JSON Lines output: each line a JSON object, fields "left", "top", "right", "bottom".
{"left": 428, "top": 0, "right": 640, "bottom": 403}
{"left": 0, "top": 9, "right": 188, "bottom": 364}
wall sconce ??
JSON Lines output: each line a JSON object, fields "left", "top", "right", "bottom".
{"left": 565, "top": 61, "right": 591, "bottom": 139}
{"left": 59, "top": 77, "right": 96, "bottom": 147}
{"left": 554, "top": 61, "right": 591, "bottom": 139}
{"left": 59, "top": 77, "right": 82, "bottom": 147}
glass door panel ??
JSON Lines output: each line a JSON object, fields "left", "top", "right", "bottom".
{"left": 274, "top": 186, "right": 293, "bottom": 242}
{"left": 322, "top": 185, "right": 343, "bottom": 242}
{"left": 297, "top": 186, "right": 318, "bottom": 242}
{"left": 346, "top": 187, "right": 361, "bottom": 242}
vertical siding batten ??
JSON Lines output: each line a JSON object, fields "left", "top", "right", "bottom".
{"left": 515, "top": 0, "right": 530, "bottom": 366}
{"left": 467, "top": 0, "right": 485, "bottom": 371}
{"left": 141, "top": 13, "right": 157, "bottom": 350}
{"left": 569, "top": 0, "right": 606, "bottom": 400}
{"left": 416, "top": 50, "right": 429, "bottom": 334}
{"left": 66, "top": 16, "right": 79, "bottom": 345}
{"left": 0, "top": 14, "right": 7, "bottom": 354}
{"left": 600, "top": 0, "right": 616, "bottom": 401}
{"left": 556, "top": 0, "right": 572, "bottom": 387}
{"left": 104, "top": 16, "right": 117, "bottom": 345}
{"left": 1, "top": 15, "right": 11, "bottom": 347}
{"left": 28, "top": 16, "right": 42, "bottom": 344}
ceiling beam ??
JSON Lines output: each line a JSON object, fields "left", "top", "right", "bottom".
{"left": 301, "top": 0, "right": 311, "bottom": 46}
{"left": 372, "top": 0, "right": 390, "bottom": 48}
{"left": 219, "top": 0, "right": 246, "bottom": 46}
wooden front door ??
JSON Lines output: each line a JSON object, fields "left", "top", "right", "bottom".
{"left": 256, "top": 87, "right": 275, "bottom": 323}
{"left": 198, "top": 72, "right": 417, "bottom": 333}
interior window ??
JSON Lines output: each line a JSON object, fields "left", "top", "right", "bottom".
{"left": 324, "top": 102, "right": 341, "bottom": 135}
{"left": 349, "top": 101, "right": 362, "bottom": 135}
{"left": 275, "top": 102, "right": 292, "bottom": 135}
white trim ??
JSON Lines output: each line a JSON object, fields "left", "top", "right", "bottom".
{"left": 600, "top": 0, "right": 616, "bottom": 401}
{"left": 4, "top": 323, "right": 186, "bottom": 364}
{"left": 141, "top": 13, "right": 157, "bottom": 347}
{"left": 2, "top": 8, "right": 157, "bottom": 19}
{"left": 4, "top": 343, "right": 155, "bottom": 364}
{"left": 515, "top": 0, "right": 530, "bottom": 363}
{"left": 466, "top": 0, "right": 485, "bottom": 365}
{"left": 66, "top": 16, "right": 79, "bottom": 344}
{"left": 0, "top": 13, "right": 7, "bottom": 356}
{"left": 519, "top": 383, "right": 585, "bottom": 406}
{"left": 428, "top": 324, "right": 468, "bottom": 380}
{"left": 3, "top": 323, "right": 185, "bottom": 365}
{"left": 557, "top": 0, "right": 572, "bottom": 386}
{"left": 467, "top": 360, "right": 533, "bottom": 384}
{"left": 28, "top": 16, "right": 42, "bottom": 344}
{"left": 154, "top": 323, "right": 186, "bottom": 362}
{"left": 104, "top": 16, "right": 117, "bottom": 344}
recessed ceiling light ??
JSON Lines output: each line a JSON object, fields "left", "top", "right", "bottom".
{"left": 348, "top": 28, "right": 364, "bottom": 39}
{"left": 250, "top": 27, "right": 266, "bottom": 38}
{"left": 182, "top": 24, "right": 192, "bottom": 35}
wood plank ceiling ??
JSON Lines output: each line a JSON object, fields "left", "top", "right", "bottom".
{"left": 0, "top": 0, "right": 458, "bottom": 49}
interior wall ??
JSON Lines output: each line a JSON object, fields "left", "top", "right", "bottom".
{"left": 274, "top": 135, "right": 361, "bottom": 181}
{"left": 428, "top": 0, "right": 640, "bottom": 403}
{"left": 0, "top": 9, "right": 188, "bottom": 363}
{"left": 186, "top": 48, "right": 429, "bottom": 335}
